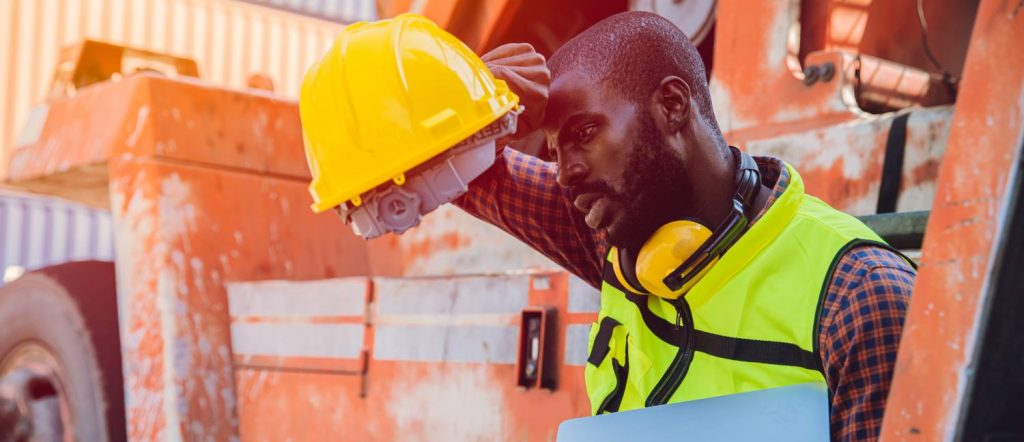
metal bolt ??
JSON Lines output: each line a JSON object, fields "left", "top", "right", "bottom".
{"left": 803, "top": 65, "right": 820, "bottom": 86}
{"left": 803, "top": 62, "right": 836, "bottom": 86}
{"left": 820, "top": 62, "right": 836, "bottom": 82}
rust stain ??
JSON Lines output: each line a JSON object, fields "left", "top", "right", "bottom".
{"left": 906, "top": 158, "right": 942, "bottom": 188}
{"left": 400, "top": 230, "right": 472, "bottom": 269}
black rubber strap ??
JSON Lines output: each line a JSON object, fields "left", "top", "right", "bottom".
{"left": 605, "top": 262, "right": 821, "bottom": 371}
{"left": 598, "top": 344, "right": 630, "bottom": 414}
{"left": 877, "top": 113, "right": 911, "bottom": 214}
{"left": 693, "top": 330, "right": 821, "bottom": 371}
{"left": 587, "top": 316, "right": 622, "bottom": 367}
{"left": 603, "top": 263, "right": 686, "bottom": 347}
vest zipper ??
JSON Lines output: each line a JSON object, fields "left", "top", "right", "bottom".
{"left": 645, "top": 296, "right": 696, "bottom": 407}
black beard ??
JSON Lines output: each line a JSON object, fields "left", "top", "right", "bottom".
{"left": 605, "top": 111, "right": 693, "bottom": 250}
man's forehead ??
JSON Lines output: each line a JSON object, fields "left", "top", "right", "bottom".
{"left": 542, "top": 70, "right": 602, "bottom": 132}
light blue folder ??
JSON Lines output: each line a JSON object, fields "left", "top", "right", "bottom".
{"left": 557, "top": 383, "right": 830, "bottom": 441}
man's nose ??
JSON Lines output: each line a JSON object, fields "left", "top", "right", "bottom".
{"left": 556, "top": 158, "right": 589, "bottom": 188}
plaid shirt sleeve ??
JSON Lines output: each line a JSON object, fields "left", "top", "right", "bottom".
{"left": 819, "top": 247, "right": 915, "bottom": 441}
{"left": 453, "top": 146, "right": 606, "bottom": 287}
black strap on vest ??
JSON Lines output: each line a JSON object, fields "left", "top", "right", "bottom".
{"left": 693, "top": 331, "right": 820, "bottom": 371}
{"left": 602, "top": 264, "right": 822, "bottom": 372}
{"left": 596, "top": 345, "right": 629, "bottom": 414}
{"left": 876, "top": 113, "right": 911, "bottom": 214}
{"left": 587, "top": 316, "right": 622, "bottom": 366}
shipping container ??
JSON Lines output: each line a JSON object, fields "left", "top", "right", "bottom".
{"left": 0, "top": 188, "right": 114, "bottom": 285}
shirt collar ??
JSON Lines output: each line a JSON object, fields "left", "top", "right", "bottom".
{"left": 750, "top": 156, "right": 789, "bottom": 224}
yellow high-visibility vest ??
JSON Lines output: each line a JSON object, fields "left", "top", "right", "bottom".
{"left": 585, "top": 163, "right": 902, "bottom": 414}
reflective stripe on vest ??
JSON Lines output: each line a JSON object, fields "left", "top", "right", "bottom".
{"left": 584, "top": 163, "right": 896, "bottom": 414}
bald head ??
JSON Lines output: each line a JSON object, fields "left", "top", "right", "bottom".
{"left": 548, "top": 11, "right": 717, "bottom": 127}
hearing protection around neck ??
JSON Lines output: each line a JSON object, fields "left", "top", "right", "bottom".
{"left": 611, "top": 149, "right": 761, "bottom": 299}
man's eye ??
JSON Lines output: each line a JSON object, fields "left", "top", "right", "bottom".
{"left": 575, "top": 125, "right": 597, "bottom": 143}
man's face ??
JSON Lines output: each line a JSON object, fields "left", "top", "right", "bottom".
{"left": 543, "top": 71, "right": 694, "bottom": 249}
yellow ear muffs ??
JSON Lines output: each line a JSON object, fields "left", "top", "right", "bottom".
{"left": 635, "top": 220, "right": 715, "bottom": 299}
{"left": 610, "top": 247, "right": 645, "bottom": 294}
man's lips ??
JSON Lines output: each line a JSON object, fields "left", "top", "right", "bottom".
{"left": 574, "top": 193, "right": 609, "bottom": 229}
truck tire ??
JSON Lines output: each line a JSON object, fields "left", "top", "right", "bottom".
{"left": 0, "top": 261, "right": 124, "bottom": 441}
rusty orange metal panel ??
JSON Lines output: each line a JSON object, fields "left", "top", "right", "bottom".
{"left": 713, "top": 0, "right": 954, "bottom": 215}
{"left": 109, "top": 157, "right": 372, "bottom": 439}
{"left": 881, "top": 0, "right": 1024, "bottom": 439}
{"left": 0, "top": 0, "right": 352, "bottom": 179}
{"left": 8, "top": 74, "right": 314, "bottom": 205}
{"left": 5, "top": 74, "right": 377, "bottom": 439}
{"left": 712, "top": 1, "right": 859, "bottom": 136}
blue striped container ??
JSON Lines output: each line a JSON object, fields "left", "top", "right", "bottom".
{"left": 0, "top": 189, "right": 114, "bottom": 285}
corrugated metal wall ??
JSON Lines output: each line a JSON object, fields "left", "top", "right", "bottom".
{"left": 240, "top": 0, "right": 375, "bottom": 22}
{"left": 0, "top": 189, "right": 115, "bottom": 284}
{"left": 0, "top": 0, "right": 374, "bottom": 178}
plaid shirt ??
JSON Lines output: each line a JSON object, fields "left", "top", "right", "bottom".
{"left": 455, "top": 147, "right": 915, "bottom": 441}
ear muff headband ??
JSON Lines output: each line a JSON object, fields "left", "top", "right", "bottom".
{"left": 614, "top": 149, "right": 761, "bottom": 299}
{"left": 661, "top": 151, "right": 760, "bottom": 293}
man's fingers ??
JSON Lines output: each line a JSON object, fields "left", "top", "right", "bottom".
{"left": 482, "top": 42, "right": 549, "bottom": 141}
{"left": 481, "top": 42, "right": 538, "bottom": 62}
{"left": 486, "top": 51, "right": 546, "bottom": 68}
{"left": 512, "top": 64, "right": 550, "bottom": 84}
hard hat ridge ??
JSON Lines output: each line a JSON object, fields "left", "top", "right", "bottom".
{"left": 300, "top": 13, "right": 520, "bottom": 237}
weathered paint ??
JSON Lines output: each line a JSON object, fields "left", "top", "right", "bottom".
{"left": 0, "top": 0, "right": 361, "bottom": 179}
{"left": 382, "top": 204, "right": 559, "bottom": 277}
{"left": 11, "top": 75, "right": 374, "bottom": 439}
{"left": 231, "top": 271, "right": 598, "bottom": 441}
{"left": 712, "top": 1, "right": 857, "bottom": 136}
{"left": 880, "top": 1, "right": 1024, "bottom": 439}
{"left": 711, "top": 0, "right": 955, "bottom": 216}
{"left": 743, "top": 107, "right": 953, "bottom": 215}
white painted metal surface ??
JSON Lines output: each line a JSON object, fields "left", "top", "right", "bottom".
{"left": 228, "top": 278, "right": 368, "bottom": 317}
{"left": 564, "top": 324, "right": 592, "bottom": 366}
{"left": 230, "top": 322, "right": 365, "bottom": 358}
{"left": 373, "top": 275, "right": 530, "bottom": 364}
{"left": 227, "top": 277, "right": 368, "bottom": 357}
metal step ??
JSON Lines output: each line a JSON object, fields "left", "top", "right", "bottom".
{"left": 856, "top": 210, "right": 929, "bottom": 250}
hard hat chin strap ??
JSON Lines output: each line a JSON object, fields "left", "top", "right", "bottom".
{"left": 341, "top": 110, "right": 521, "bottom": 239}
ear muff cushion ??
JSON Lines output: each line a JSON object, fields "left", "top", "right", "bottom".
{"left": 609, "top": 247, "right": 645, "bottom": 294}
{"left": 635, "top": 220, "right": 713, "bottom": 299}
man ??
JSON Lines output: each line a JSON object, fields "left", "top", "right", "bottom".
{"left": 462, "top": 12, "right": 915, "bottom": 441}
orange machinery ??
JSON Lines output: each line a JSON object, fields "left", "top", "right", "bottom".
{"left": 0, "top": 0, "right": 1022, "bottom": 440}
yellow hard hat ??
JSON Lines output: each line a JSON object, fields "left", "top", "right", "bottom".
{"left": 299, "top": 13, "right": 519, "bottom": 213}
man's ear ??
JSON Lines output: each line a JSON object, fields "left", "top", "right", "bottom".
{"left": 652, "top": 76, "right": 692, "bottom": 134}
